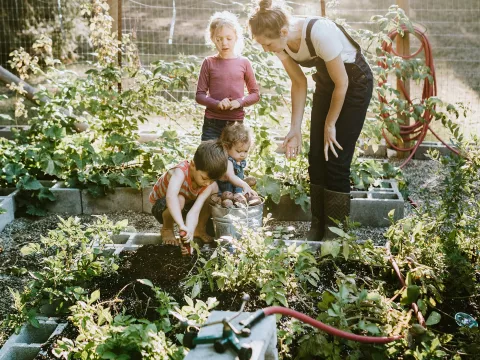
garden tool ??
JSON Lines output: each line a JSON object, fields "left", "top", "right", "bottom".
{"left": 182, "top": 294, "right": 253, "bottom": 360}
{"left": 324, "top": 189, "right": 350, "bottom": 239}
{"left": 307, "top": 183, "right": 325, "bottom": 241}
{"left": 179, "top": 230, "right": 192, "bottom": 256}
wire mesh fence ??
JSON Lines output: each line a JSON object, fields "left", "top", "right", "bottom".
{"left": 1, "top": 0, "right": 479, "bottom": 134}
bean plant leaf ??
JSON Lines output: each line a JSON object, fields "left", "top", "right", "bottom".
{"left": 18, "top": 175, "right": 43, "bottom": 190}
{"left": 320, "top": 241, "right": 341, "bottom": 258}
{"left": 401, "top": 285, "right": 421, "bottom": 305}
{"left": 137, "top": 279, "right": 153, "bottom": 288}
{"left": 89, "top": 290, "right": 100, "bottom": 304}
{"left": 191, "top": 281, "right": 201, "bottom": 299}
{"left": 425, "top": 311, "right": 441, "bottom": 326}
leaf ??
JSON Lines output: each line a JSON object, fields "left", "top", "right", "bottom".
{"left": 317, "top": 291, "right": 335, "bottom": 311}
{"left": 89, "top": 290, "right": 100, "bottom": 304}
{"left": 101, "top": 351, "right": 118, "bottom": 359}
{"left": 425, "top": 311, "right": 441, "bottom": 326}
{"left": 365, "top": 323, "right": 380, "bottom": 335}
{"left": 20, "top": 243, "right": 39, "bottom": 256}
{"left": 137, "top": 279, "right": 153, "bottom": 288}
{"left": 0, "top": 114, "right": 13, "bottom": 121}
{"left": 191, "top": 281, "right": 201, "bottom": 299}
{"left": 19, "top": 176, "right": 43, "bottom": 190}
{"left": 400, "top": 285, "right": 420, "bottom": 305}
{"left": 320, "top": 241, "right": 341, "bottom": 258}
{"left": 342, "top": 240, "right": 350, "bottom": 260}
{"left": 410, "top": 323, "right": 427, "bottom": 335}
{"left": 328, "top": 227, "right": 349, "bottom": 239}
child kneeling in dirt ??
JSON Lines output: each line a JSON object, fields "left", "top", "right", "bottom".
{"left": 149, "top": 140, "right": 228, "bottom": 249}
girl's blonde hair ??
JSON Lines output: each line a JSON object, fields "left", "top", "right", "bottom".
{"left": 248, "top": 0, "right": 290, "bottom": 39}
{"left": 220, "top": 122, "right": 253, "bottom": 149}
{"left": 206, "top": 11, "right": 245, "bottom": 55}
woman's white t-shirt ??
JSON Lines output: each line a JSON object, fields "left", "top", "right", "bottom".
{"left": 276, "top": 17, "right": 357, "bottom": 64}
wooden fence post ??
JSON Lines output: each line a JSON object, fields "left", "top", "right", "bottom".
{"left": 396, "top": 0, "right": 411, "bottom": 157}
{"left": 107, "top": 0, "right": 122, "bottom": 92}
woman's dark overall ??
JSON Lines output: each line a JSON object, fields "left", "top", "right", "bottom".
{"left": 293, "top": 19, "right": 373, "bottom": 240}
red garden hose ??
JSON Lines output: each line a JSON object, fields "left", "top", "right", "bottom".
{"left": 379, "top": 25, "right": 460, "bottom": 168}
{"left": 242, "top": 307, "right": 402, "bottom": 344}
{"left": 385, "top": 241, "right": 426, "bottom": 327}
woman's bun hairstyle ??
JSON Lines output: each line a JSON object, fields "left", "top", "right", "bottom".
{"left": 258, "top": 0, "right": 272, "bottom": 11}
{"left": 249, "top": 0, "right": 289, "bottom": 39}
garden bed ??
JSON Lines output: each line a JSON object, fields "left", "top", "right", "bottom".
{"left": 2, "top": 158, "right": 479, "bottom": 359}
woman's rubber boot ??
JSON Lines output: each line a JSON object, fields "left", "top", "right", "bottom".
{"left": 324, "top": 189, "right": 351, "bottom": 240}
{"left": 306, "top": 184, "right": 325, "bottom": 241}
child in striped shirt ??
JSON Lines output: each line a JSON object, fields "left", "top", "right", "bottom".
{"left": 149, "top": 140, "right": 228, "bottom": 249}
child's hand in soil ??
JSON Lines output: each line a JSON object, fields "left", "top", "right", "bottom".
{"left": 179, "top": 225, "right": 193, "bottom": 242}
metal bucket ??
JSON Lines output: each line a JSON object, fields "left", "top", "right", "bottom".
{"left": 210, "top": 199, "right": 264, "bottom": 239}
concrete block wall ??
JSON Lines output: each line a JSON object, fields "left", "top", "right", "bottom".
{"left": 46, "top": 182, "right": 82, "bottom": 215}
{"left": 0, "top": 184, "right": 156, "bottom": 231}
{"left": 0, "top": 189, "right": 18, "bottom": 232}
{"left": 266, "top": 180, "right": 404, "bottom": 227}
{"left": 82, "top": 188, "right": 143, "bottom": 214}
{"left": 0, "top": 317, "right": 67, "bottom": 360}
{"left": 350, "top": 179, "right": 404, "bottom": 227}
{"left": 0, "top": 178, "right": 403, "bottom": 231}
{"left": 413, "top": 141, "right": 456, "bottom": 160}
{"left": 97, "top": 232, "right": 162, "bottom": 255}
{"left": 0, "top": 126, "right": 30, "bottom": 141}
{"left": 185, "top": 310, "right": 277, "bottom": 360}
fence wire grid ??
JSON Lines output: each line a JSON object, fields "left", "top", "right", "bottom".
{"left": 1, "top": 0, "right": 479, "bottom": 135}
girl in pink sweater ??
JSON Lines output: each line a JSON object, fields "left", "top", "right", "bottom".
{"left": 196, "top": 11, "right": 260, "bottom": 141}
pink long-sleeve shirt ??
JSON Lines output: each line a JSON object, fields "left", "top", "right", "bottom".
{"left": 195, "top": 56, "right": 260, "bottom": 121}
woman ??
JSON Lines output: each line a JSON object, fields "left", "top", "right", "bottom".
{"left": 249, "top": 0, "right": 373, "bottom": 240}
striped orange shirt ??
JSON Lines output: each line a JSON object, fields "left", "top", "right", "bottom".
{"left": 149, "top": 160, "right": 208, "bottom": 204}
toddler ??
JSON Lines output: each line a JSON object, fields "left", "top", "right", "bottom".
{"left": 218, "top": 122, "right": 257, "bottom": 196}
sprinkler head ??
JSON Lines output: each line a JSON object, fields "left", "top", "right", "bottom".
{"left": 455, "top": 312, "right": 478, "bottom": 328}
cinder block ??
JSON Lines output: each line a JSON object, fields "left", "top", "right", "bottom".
{"left": 185, "top": 310, "right": 277, "bottom": 360}
{"left": 0, "top": 125, "right": 30, "bottom": 140}
{"left": 0, "top": 188, "right": 19, "bottom": 214}
{"left": 137, "top": 130, "right": 162, "bottom": 143}
{"left": 82, "top": 187, "right": 142, "bottom": 214}
{"left": 0, "top": 197, "right": 15, "bottom": 232}
{"left": 357, "top": 138, "right": 387, "bottom": 157}
{"left": 130, "top": 233, "right": 162, "bottom": 245}
{"left": 45, "top": 182, "right": 82, "bottom": 215}
{"left": 0, "top": 317, "right": 67, "bottom": 360}
{"left": 142, "top": 186, "right": 154, "bottom": 214}
{"left": 264, "top": 180, "right": 403, "bottom": 226}
{"left": 414, "top": 141, "right": 456, "bottom": 160}
{"left": 350, "top": 180, "right": 404, "bottom": 227}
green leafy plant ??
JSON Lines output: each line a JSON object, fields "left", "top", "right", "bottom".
{"left": 185, "top": 226, "right": 319, "bottom": 308}
{"left": 52, "top": 290, "right": 185, "bottom": 360}
{"left": 3, "top": 216, "right": 125, "bottom": 332}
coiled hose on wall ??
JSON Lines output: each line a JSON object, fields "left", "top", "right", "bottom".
{"left": 379, "top": 25, "right": 460, "bottom": 168}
